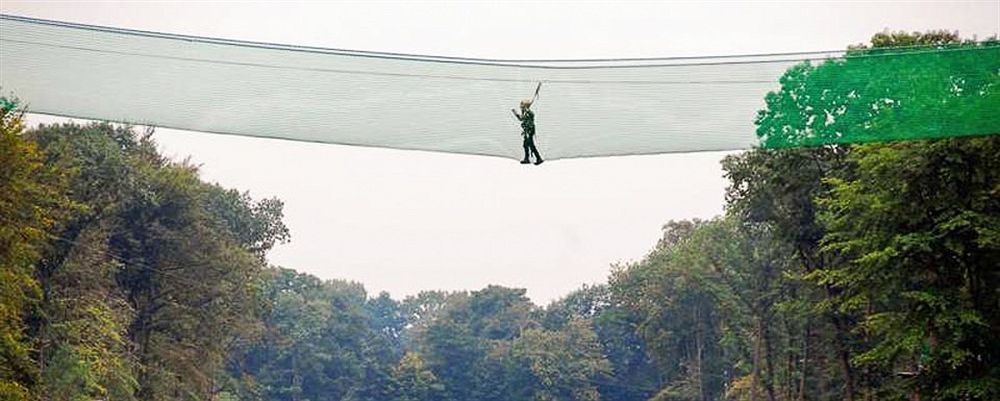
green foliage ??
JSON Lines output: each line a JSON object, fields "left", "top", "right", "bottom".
{"left": 511, "top": 320, "right": 612, "bottom": 401}
{"left": 25, "top": 121, "right": 284, "bottom": 400}
{"left": 205, "top": 187, "right": 290, "bottom": 259}
{"left": 391, "top": 352, "right": 444, "bottom": 401}
{"left": 4, "top": 28, "right": 998, "bottom": 401}
{"left": 1, "top": 114, "right": 287, "bottom": 400}
{"left": 0, "top": 96, "right": 73, "bottom": 400}
{"left": 720, "top": 30, "right": 1000, "bottom": 401}
{"left": 233, "top": 268, "right": 395, "bottom": 401}
{"left": 818, "top": 137, "right": 1000, "bottom": 399}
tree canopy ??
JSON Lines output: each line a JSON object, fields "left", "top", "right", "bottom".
{"left": 1, "top": 30, "right": 998, "bottom": 401}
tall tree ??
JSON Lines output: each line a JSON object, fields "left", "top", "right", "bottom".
{"left": 391, "top": 352, "right": 444, "bottom": 401}
{"left": 818, "top": 136, "right": 1000, "bottom": 399}
{"left": 0, "top": 97, "right": 73, "bottom": 400}
{"left": 21, "top": 121, "right": 287, "bottom": 401}
{"left": 511, "top": 320, "right": 612, "bottom": 401}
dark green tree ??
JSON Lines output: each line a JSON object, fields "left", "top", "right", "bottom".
{"left": 817, "top": 136, "right": 1000, "bottom": 399}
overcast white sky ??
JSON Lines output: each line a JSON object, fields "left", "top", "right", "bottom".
{"left": 4, "top": 1, "right": 998, "bottom": 304}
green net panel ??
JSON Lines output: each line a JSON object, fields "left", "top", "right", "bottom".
{"left": 1, "top": 14, "right": 997, "bottom": 159}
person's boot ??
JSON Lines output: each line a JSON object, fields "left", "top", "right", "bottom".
{"left": 534, "top": 159, "right": 544, "bottom": 165}
{"left": 520, "top": 159, "right": 531, "bottom": 164}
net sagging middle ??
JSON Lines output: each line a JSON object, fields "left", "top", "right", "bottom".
{"left": 1, "top": 15, "right": 997, "bottom": 159}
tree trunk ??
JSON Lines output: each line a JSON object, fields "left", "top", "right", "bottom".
{"left": 786, "top": 319, "right": 795, "bottom": 401}
{"left": 762, "top": 321, "right": 777, "bottom": 401}
{"left": 800, "top": 244, "right": 855, "bottom": 401}
{"left": 798, "top": 325, "right": 810, "bottom": 401}
{"left": 831, "top": 314, "right": 855, "bottom": 401}
{"left": 752, "top": 319, "right": 761, "bottom": 401}
{"left": 695, "top": 304, "right": 706, "bottom": 401}
{"left": 292, "top": 350, "right": 302, "bottom": 401}
{"left": 818, "top": 343, "right": 828, "bottom": 401}
{"left": 135, "top": 296, "right": 156, "bottom": 400}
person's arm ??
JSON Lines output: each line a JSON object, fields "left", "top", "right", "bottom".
{"left": 511, "top": 109, "right": 522, "bottom": 120}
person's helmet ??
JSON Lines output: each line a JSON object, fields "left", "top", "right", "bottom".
{"left": 520, "top": 99, "right": 533, "bottom": 109}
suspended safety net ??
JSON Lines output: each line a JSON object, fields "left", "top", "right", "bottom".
{"left": 1, "top": 14, "right": 998, "bottom": 159}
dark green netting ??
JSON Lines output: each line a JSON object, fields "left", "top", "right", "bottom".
{"left": 758, "top": 44, "right": 1000, "bottom": 149}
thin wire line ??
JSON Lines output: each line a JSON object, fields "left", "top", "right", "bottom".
{"left": 0, "top": 38, "right": 777, "bottom": 84}
{"left": 3, "top": 36, "right": 993, "bottom": 87}
{"left": 1, "top": 13, "right": 991, "bottom": 65}
{"left": 2, "top": 13, "right": 996, "bottom": 70}
{"left": 0, "top": 13, "right": 843, "bottom": 63}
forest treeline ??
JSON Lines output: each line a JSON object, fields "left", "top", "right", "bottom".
{"left": 1, "top": 32, "right": 998, "bottom": 401}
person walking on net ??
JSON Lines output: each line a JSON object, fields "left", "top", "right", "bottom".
{"left": 512, "top": 83, "right": 544, "bottom": 165}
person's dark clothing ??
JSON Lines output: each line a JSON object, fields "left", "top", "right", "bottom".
{"left": 517, "top": 109, "right": 542, "bottom": 163}
{"left": 523, "top": 135, "right": 541, "bottom": 163}
{"left": 520, "top": 109, "right": 535, "bottom": 136}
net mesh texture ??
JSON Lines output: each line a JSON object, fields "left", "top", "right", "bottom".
{"left": 2, "top": 14, "right": 997, "bottom": 160}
